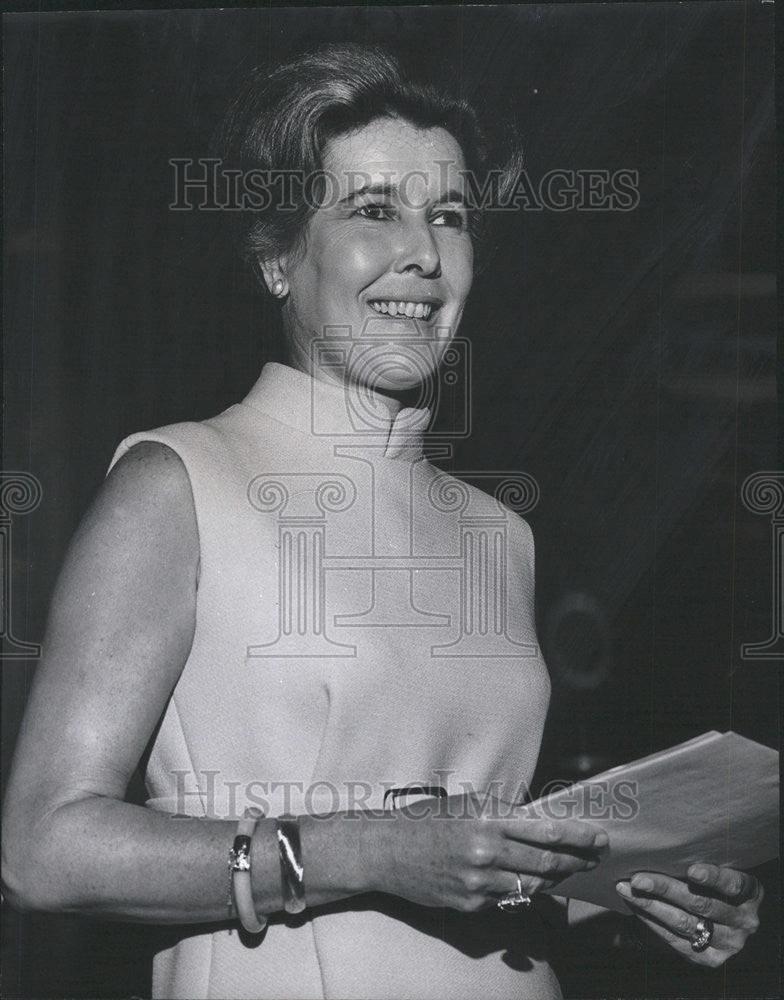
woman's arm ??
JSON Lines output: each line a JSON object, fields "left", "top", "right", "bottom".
{"left": 0, "top": 442, "right": 371, "bottom": 922}
{"left": 1, "top": 441, "right": 607, "bottom": 924}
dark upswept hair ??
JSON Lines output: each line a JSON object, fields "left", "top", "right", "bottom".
{"left": 215, "top": 42, "right": 524, "bottom": 286}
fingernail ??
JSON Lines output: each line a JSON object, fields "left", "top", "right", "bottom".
{"left": 616, "top": 881, "right": 631, "bottom": 897}
{"left": 632, "top": 875, "right": 653, "bottom": 891}
{"left": 586, "top": 858, "right": 599, "bottom": 869}
{"left": 690, "top": 866, "right": 707, "bottom": 882}
{"left": 594, "top": 832, "right": 609, "bottom": 848}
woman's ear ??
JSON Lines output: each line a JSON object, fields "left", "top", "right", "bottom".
{"left": 258, "top": 258, "right": 289, "bottom": 299}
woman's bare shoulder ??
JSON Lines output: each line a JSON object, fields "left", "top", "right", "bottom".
{"left": 54, "top": 440, "right": 200, "bottom": 624}
{"left": 106, "top": 439, "right": 192, "bottom": 496}
{"left": 90, "top": 440, "right": 197, "bottom": 551}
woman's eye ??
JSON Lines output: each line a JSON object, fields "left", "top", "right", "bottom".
{"left": 355, "top": 203, "right": 395, "bottom": 221}
{"left": 431, "top": 209, "right": 467, "bottom": 230}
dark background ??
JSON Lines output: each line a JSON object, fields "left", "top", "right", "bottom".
{"left": 2, "top": 4, "right": 778, "bottom": 997}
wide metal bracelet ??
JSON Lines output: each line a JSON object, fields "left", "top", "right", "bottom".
{"left": 276, "top": 816, "right": 306, "bottom": 915}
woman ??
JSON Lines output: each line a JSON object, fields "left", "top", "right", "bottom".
{"left": 2, "top": 43, "right": 763, "bottom": 1000}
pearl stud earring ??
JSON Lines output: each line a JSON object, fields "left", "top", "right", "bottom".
{"left": 272, "top": 278, "right": 286, "bottom": 297}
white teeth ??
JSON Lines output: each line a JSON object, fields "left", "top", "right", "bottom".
{"left": 369, "top": 300, "right": 435, "bottom": 319}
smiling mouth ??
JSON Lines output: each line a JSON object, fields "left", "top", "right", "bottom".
{"left": 368, "top": 299, "right": 439, "bottom": 319}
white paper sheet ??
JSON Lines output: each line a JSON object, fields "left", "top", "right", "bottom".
{"left": 525, "top": 731, "right": 779, "bottom": 912}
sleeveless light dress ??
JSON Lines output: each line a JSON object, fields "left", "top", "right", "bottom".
{"left": 109, "top": 362, "right": 561, "bottom": 999}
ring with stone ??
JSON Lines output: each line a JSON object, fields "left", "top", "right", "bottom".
{"left": 689, "top": 917, "right": 713, "bottom": 952}
{"left": 497, "top": 873, "right": 532, "bottom": 911}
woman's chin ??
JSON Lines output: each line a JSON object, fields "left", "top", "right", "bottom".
{"left": 353, "top": 368, "right": 434, "bottom": 398}
{"left": 345, "top": 343, "right": 441, "bottom": 397}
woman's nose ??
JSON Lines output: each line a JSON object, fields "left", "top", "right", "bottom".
{"left": 392, "top": 220, "right": 442, "bottom": 278}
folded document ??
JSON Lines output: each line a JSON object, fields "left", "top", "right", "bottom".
{"left": 526, "top": 731, "right": 779, "bottom": 912}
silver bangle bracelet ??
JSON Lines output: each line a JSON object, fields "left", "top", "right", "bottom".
{"left": 276, "top": 815, "right": 306, "bottom": 915}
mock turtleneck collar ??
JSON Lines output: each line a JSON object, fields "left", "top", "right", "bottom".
{"left": 239, "top": 363, "right": 431, "bottom": 460}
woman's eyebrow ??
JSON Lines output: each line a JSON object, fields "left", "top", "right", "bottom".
{"left": 337, "top": 182, "right": 396, "bottom": 204}
{"left": 435, "top": 188, "right": 468, "bottom": 205}
{"left": 337, "top": 182, "right": 467, "bottom": 206}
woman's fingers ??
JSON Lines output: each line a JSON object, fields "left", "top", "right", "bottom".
{"left": 487, "top": 816, "right": 608, "bottom": 885}
{"left": 624, "top": 909, "right": 728, "bottom": 968}
{"left": 615, "top": 867, "right": 763, "bottom": 968}
{"left": 616, "top": 881, "right": 730, "bottom": 941}
{"left": 482, "top": 868, "right": 555, "bottom": 898}
{"left": 499, "top": 840, "right": 602, "bottom": 880}
{"left": 686, "top": 864, "right": 761, "bottom": 905}
{"left": 616, "top": 872, "right": 751, "bottom": 928}
{"left": 617, "top": 869, "right": 762, "bottom": 931}
{"left": 502, "top": 815, "right": 609, "bottom": 852}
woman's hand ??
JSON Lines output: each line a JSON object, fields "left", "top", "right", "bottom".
{"left": 616, "top": 864, "right": 763, "bottom": 967}
{"left": 368, "top": 793, "right": 608, "bottom": 912}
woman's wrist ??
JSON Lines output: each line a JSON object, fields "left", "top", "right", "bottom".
{"left": 249, "top": 811, "right": 382, "bottom": 914}
{"left": 299, "top": 811, "right": 382, "bottom": 901}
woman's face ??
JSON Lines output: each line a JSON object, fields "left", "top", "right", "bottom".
{"left": 276, "top": 115, "right": 474, "bottom": 396}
